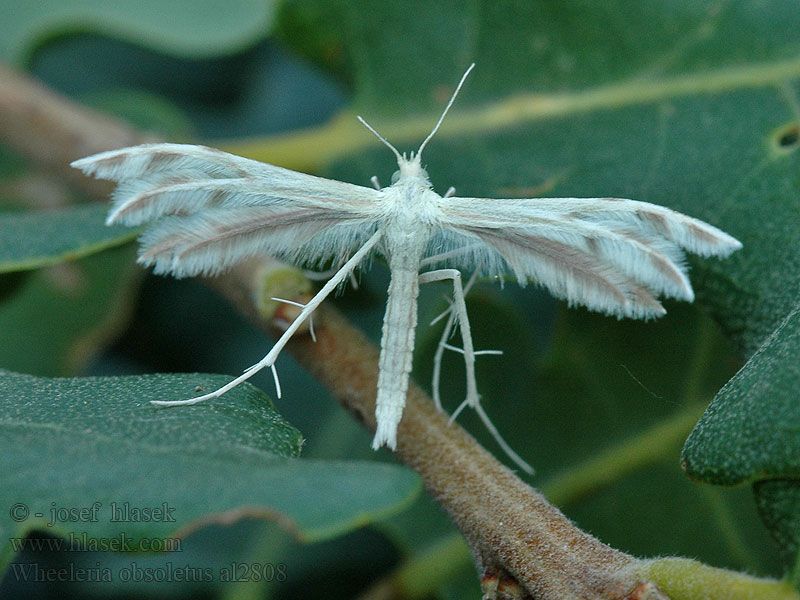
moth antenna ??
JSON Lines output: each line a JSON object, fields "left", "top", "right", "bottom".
{"left": 417, "top": 62, "right": 475, "bottom": 158}
{"left": 357, "top": 115, "right": 403, "bottom": 162}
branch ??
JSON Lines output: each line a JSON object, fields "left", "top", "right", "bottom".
{"left": 2, "top": 62, "right": 792, "bottom": 600}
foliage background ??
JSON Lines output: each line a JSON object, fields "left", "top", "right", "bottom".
{"left": 1, "top": 0, "right": 799, "bottom": 598}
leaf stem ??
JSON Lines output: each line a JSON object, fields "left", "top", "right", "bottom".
{"left": 637, "top": 557, "right": 799, "bottom": 600}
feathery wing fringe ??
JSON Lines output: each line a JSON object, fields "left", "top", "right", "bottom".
{"left": 436, "top": 196, "right": 741, "bottom": 319}
{"left": 71, "top": 144, "right": 381, "bottom": 276}
{"left": 138, "top": 207, "right": 376, "bottom": 277}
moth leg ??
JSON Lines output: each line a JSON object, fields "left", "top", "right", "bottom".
{"left": 419, "top": 269, "right": 531, "bottom": 474}
{"left": 271, "top": 297, "right": 316, "bottom": 342}
{"left": 151, "top": 230, "right": 383, "bottom": 407}
{"left": 427, "top": 271, "right": 479, "bottom": 411}
{"left": 418, "top": 269, "right": 480, "bottom": 412}
{"left": 425, "top": 271, "right": 502, "bottom": 414}
{"left": 441, "top": 342, "right": 503, "bottom": 417}
{"left": 370, "top": 175, "right": 381, "bottom": 190}
{"left": 431, "top": 305, "right": 456, "bottom": 412}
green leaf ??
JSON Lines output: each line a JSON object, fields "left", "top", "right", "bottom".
{"left": 0, "top": 371, "right": 420, "bottom": 570}
{"left": 683, "top": 306, "right": 800, "bottom": 571}
{"left": 682, "top": 306, "right": 800, "bottom": 486}
{"left": 0, "top": 204, "right": 136, "bottom": 274}
{"left": 0, "top": 0, "right": 278, "bottom": 63}
{"left": 0, "top": 370, "right": 304, "bottom": 456}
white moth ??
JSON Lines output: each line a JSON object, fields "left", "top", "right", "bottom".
{"left": 72, "top": 64, "right": 741, "bottom": 470}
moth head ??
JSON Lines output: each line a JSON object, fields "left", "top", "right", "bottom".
{"left": 391, "top": 151, "right": 429, "bottom": 184}
{"left": 356, "top": 63, "right": 475, "bottom": 186}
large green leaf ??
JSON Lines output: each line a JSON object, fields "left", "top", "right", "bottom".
{"left": 0, "top": 371, "right": 420, "bottom": 569}
{"left": 682, "top": 307, "right": 800, "bottom": 486}
{"left": 0, "top": 204, "right": 136, "bottom": 274}
{"left": 683, "top": 306, "right": 800, "bottom": 572}
{"left": 0, "top": 0, "right": 278, "bottom": 62}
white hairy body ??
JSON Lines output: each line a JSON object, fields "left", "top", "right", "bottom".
{"left": 71, "top": 65, "right": 742, "bottom": 467}
{"left": 374, "top": 176, "right": 436, "bottom": 446}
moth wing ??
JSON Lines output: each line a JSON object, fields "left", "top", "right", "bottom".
{"left": 71, "top": 143, "right": 379, "bottom": 224}
{"left": 72, "top": 144, "right": 382, "bottom": 277}
{"left": 434, "top": 196, "right": 741, "bottom": 319}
